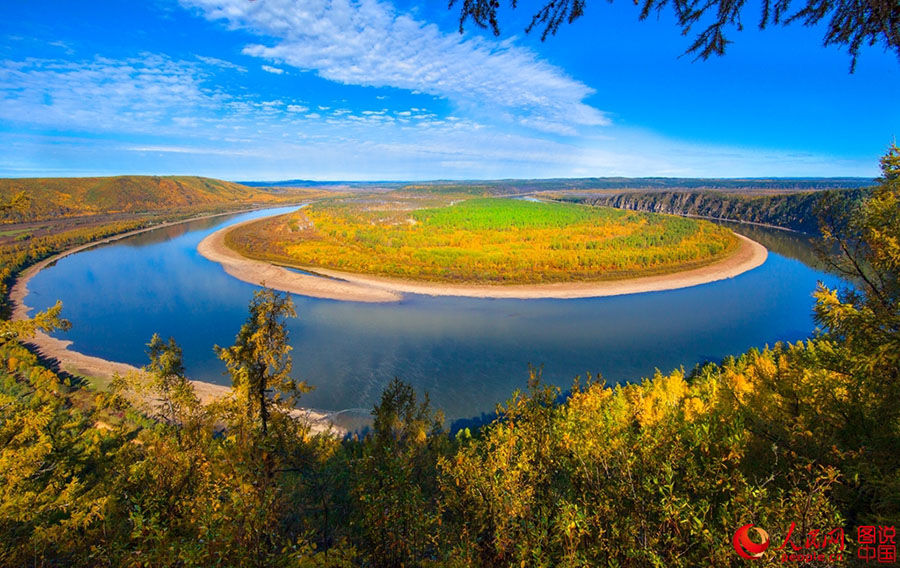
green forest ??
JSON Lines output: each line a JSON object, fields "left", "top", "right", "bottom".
{"left": 0, "top": 147, "right": 897, "bottom": 566}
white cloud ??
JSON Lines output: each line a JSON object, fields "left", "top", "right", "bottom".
{"left": 0, "top": 55, "right": 218, "bottom": 133}
{"left": 261, "top": 64, "right": 285, "bottom": 74}
{"left": 1, "top": 54, "right": 876, "bottom": 179}
{"left": 196, "top": 55, "right": 247, "bottom": 72}
{"left": 125, "top": 144, "right": 259, "bottom": 157}
{"left": 180, "top": 0, "right": 608, "bottom": 135}
{"left": 48, "top": 40, "right": 75, "bottom": 55}
{"left": 0, "top": 55, "right": 322, "bottom": 137}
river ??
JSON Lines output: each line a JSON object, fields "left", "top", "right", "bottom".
{"left": 25, "top": 206, "right": 843, "bottom": 430}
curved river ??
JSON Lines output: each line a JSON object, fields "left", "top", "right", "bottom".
{"left": 26, "top": 207, "right": 843, "bottom": 430}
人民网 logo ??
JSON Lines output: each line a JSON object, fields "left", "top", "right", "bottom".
{"left": 733, "top": 523, "right": 771, "bottom": 559}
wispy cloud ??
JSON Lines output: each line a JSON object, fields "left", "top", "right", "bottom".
{"left": 196, "top": 55, "right": 247, "bottom": 72}
{"left": 0, "top": 55, "right": 218, "bottom": 133}
{"left": 0, "top": 53, "right": 578, "bottom": 171}
{"left": 0, "top": 54, "right": 874, "bottom": 179}
{"left": 0, "top": 55, "right": 304, "bottom": 137}
{"left": 261, "top": 64, "right": 285, "bottom": 74}
{"left": 180, "top": 0, "right": 608, "bottom": 135}
{"left": 124, "top": 145, "right": 260, "bottom": 157}
{"left": 47, "top": 40, "right": 75, "bottom": 55}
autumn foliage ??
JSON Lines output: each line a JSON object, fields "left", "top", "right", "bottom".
{"left": 229, "top": 197, "right": 738, "bottom": 284}
{"left": 0, "top": 175, "right": 279, "bottom": 222}
{"left": 1, "top": 148, "right": 899, "bottom": 565}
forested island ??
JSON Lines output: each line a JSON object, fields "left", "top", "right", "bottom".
{"left": 226, "top": 196, "right": 739, "bottom": 283}
{"left": 1, "top": 152, "right": 898, "bottom": 565}
{"left": 206, "top": 194, "right": 768, "bottom": 302}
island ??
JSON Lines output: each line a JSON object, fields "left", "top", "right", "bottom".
{"left": 198, "top": 194, "right": 767, "bottom": 301}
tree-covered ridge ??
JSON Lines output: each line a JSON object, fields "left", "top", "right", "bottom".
{"left": 410, "top": 177, "right": 872, "bottom": 195}
{"left": 232, "top": 177, "right": 873, "bottom": 197}
{"left": 0, "top": 175, "right": 301, "bottom": 223}
{"left": 227, "top": 196, "right": 739, "bottom": 284}
{"left": 0, "top": 218, "right": 154, "bottom": 319}
{"left": 546, "top": 188, "right": 867, "bottom": 233}
{"left": 0, "top": 180, "right": 330, "bottom": 319}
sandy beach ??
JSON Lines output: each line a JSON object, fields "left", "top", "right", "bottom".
{"left": 9, "top": 209, "right": 340, "bottom": 436}
{"left": 198, "top": 217, "right": 403, "bottom": 303}
{"left": 199, "top": 217, "right": 768, "bottom": 302}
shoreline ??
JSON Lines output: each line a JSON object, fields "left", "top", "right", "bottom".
{"left": 8, "top": 206, "right": 340, "bottom": 436}
{"left": 198, "top": 217, "right": 403, "bottom": 303}
{"left": 199, "top": 217, "right": 768, "bottom": 302}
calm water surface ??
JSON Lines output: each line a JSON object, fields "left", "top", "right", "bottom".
{"left": 26, "top": 207, "right": 843, "bottom": 428}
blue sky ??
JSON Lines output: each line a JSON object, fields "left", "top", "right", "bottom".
{"left": 1, "top": 0, "right": 898, "bottom": 180}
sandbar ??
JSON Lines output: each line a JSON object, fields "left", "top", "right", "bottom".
{"left": 9, "top": 209, "right": 340, "bottom": 436}
{"left": 199, "top": 216, "right": 768, "bottom": 302}
{"left": 199, "top": 217, "right": 402, "bottom": 303}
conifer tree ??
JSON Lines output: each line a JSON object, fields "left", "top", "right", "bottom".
{"left": 216, "top": 288, "right": 309, "bottom": 437}
{"left": 451, "top": 0, "right": 899, "bottom": 70}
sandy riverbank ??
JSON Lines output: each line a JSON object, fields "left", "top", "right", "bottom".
{"left": 199, "top": 218, "right": 768, "bottom": 301}
{"left": 9, "top": 209, "right": 340, "bottom": 436}
{"left": 198, "top": 217, "right": 403, "bottom": 303}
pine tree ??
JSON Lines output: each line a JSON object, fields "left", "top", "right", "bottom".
{"left": 216, "top": 288, "right": 309, "bottom": 437}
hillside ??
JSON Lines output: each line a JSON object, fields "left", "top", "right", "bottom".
{"left": 0, "top": 176, "right": 283, "bottom": 223}
{"left": 545, "top": 188, "right": 867, "bottom": 233}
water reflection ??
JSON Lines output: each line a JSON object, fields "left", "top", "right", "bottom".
{"left": 717, "top": 221, "right": 826, "bottom": 270}
{"left": 27, "top": 208, "right": 843, "bottom": 427}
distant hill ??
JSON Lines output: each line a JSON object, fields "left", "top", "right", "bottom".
{"left": 240, "top": 179, "right": 402, "bottom": 191}
{"left": 4, "top": 174, "right": 874, "bottom": 225}
{"left": 0, "top": 176, "right": 281, "bottom": 222}
{"left": 243, "top": 177, "right": 874, "bottom": 194}
{"left": 408, "top": 177, "right": 875, "bottom": 195}
{"left": 241, "top": 179, "right": 351, "bottom": 188}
